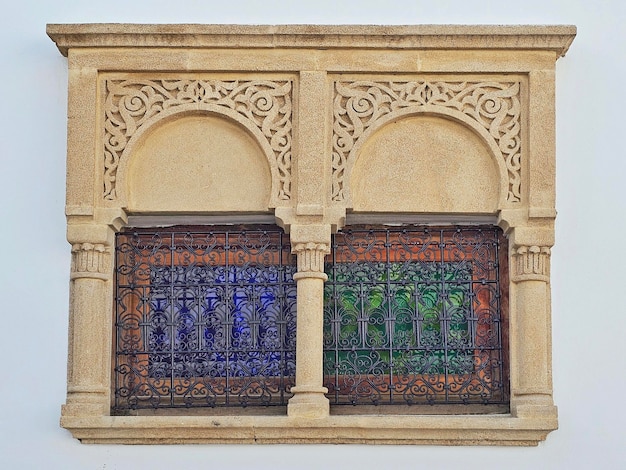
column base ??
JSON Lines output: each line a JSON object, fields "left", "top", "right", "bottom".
{"left": 288, "top": 386, "right": 329, "bottom": 419}
{"left": 61, "top": 402, "right": 108, "bottom": 417}
{"left": 62, "top": 389, "right": 109, "bottom": 417}
{"left": 511, "top": 394, "right": 558, "bottom": 420}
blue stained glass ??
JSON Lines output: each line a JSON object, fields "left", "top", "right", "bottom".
{"left": 114, "top": 227, "right": 297, "bottom": 411}
{"left": 150, "top": 264, "right": 297, "bottom": 379}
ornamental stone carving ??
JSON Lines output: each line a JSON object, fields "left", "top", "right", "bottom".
{"left": 70, "top": 243, "right": 111, "bottom": 279}
{"left": 332, "top": 80, "right": 521, "bottom": 203}
{"left": 104, "top": 79, "right": 293, "bottom": 201}
{"left": 292, "top": 242, "right": 329, "bottom": 274}
{"left": 512, "top": 245, "right": 551, "bottom": 282}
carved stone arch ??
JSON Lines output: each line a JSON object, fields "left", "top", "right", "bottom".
{"left": 115, "top": 105, "right": 282, "bottom": 211}
{"left": 344, "top": 106, "right": 510, "bottom": 211}
{"left": 103, "top": 79, "right": 293, "bottom": 206}
{"left": 331, "top": 80, "right": 522, "bottom": 205}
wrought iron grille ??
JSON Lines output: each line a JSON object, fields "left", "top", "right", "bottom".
{"left": 323, "top": 226, "right": 508, "bottom": 406}
{"left": 113, "top": 226, "right": 297, "bottom": 411}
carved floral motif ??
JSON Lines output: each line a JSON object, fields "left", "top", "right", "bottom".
{"left": 512, "top": 245, "right": 550, "bottom": 281}
{"left": 332, "top": 80, "right": 522, "bottom": 202}
{"left": 103, "top": 79, "right": 293, "bottom": 201}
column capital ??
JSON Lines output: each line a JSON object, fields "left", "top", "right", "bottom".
{"left": 67, "top": 222, "right": 118, "bottom": 281}
{"left": 512, "top": 245, "right": 551, "bottom": 282}
{"left": 70, "top": 242, "right": 112, "bottom": 281}
{"left": 292, "top": 242, "right": 329, "bottom": 279}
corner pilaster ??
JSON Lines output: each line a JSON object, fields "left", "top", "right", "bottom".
{"left": 508, "top": 225, "right": 557, "bottom": 420}
{"left": 62, "top": 223, "right": 115, "bottom": 418}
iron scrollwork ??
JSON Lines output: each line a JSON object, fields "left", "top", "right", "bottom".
{"left": 323, "top": 226, "right": 509, "bottom": 406}
{"left": 114, "top": 226, "right": 297, "bottom": 411}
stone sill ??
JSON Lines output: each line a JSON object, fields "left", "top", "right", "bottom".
{"left": 61, "top": 414, "right": 557, "bottom": 446}
{"left": 46, "top": 24, "right": 576, "bottom": 58}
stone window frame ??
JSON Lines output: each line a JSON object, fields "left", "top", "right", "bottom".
{"left": 47, "top": 24, "right": 576, "bottom": 445}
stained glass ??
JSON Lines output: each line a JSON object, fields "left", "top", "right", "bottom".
{"left": 114, "top": 227, "right": 297, "bottom": 411}
{"left": 323, "top": 226, "right": 508, "bottom": 406}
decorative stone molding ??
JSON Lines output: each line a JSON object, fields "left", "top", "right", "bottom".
{"left": 104, "top": 79, "right": 293, "bottom": 201}
{"left": 512, "top": 245, "right": 551, "bottom": 282}
{"left": 332, "top": 80, "right": 521, "bottom": 203}
{"left": 46, "top": 24, "right": 576, "bottom": 58}
{"left": 70, "top": 243, "right": 110, "bottom": 280}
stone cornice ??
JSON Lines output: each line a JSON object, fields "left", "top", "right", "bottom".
{"left": 46, "top": 24, "right": 576, "bottom": 58}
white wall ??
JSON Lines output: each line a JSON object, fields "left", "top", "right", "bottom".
{"left": 1, "top": 1, "right": 624, "bottom": 468}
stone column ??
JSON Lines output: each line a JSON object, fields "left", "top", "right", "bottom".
{"left": 62, "top": 224, "right": 114, "bottom": 417}
{"left": 510, "top": 243, "right": 557, "bottom": 418}
{"left": 287, "top": 233, "right": 331, "bottom": 418}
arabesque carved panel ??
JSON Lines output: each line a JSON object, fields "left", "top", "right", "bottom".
{"left": 332, "top": 81, "right": 522, "bottom": 203}
{"left": 103, "top": 79, "right": 293, "bottom": 201}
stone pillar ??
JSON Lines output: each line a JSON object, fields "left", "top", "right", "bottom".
{"left": 287, "top": 230, "right": 331, "bottom": 418}
{"left": 510, "top": 243, "right": 557, "bottom": 418}
{"left": 62, "top": 224, "right": 114, "bottom": 417}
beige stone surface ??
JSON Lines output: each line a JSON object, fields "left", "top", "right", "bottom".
{"left": 48, "top": 23, "right": 575, "bottom": 445}
{"left": 47, "top": 24, "right": 576, "bottom": 57}
{"left": 351, "top": 115, "right": 500, "bottom": 212}
{"left": 126, "top": 115, "right": 272, "bottom": 213}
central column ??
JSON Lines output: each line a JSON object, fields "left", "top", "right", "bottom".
{"left": 287, "top": 225, "right": 331, "bottom": 418}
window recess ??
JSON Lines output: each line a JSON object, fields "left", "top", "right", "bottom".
{"left": 113, "top": 226, "right": 297, "bottom": 412}
{"left": 323, "top": 226, "right": 509, "bottom": 409}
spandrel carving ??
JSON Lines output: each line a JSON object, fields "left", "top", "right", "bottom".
{"left": 332, "top": 80, "right": 521, "bottom": 203}
{"left": 103, "top": 79, "right": 293, "bottom": 202}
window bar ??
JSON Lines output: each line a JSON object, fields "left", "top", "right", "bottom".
{"left": 329, "top": 236, "right": 339, "bottom": 404}
{"left": 140, "top": 236, "right": 150, "bottom": 409}
{"left": 278, "top": 232, "right": 285, "bottom": 404}
{"left": 494, "top": 234, "right": 504, "bottom": 402}
{"left": 224, "top": 231, "right": 231, "bottom": 406}
{"left": 468, "top": 232, "right": 477, "bottom": 355}
{"left": 113, "top": 240, "right": 120, "bottom": 410}
{"left": 168, "top": 232, "right": 174, "bottom": 407}
{"left": 440, "top": 229, "right": 450, "bottom": 404}
{"left": 467, "top": 234, "right": 476, "bottom": 404}
{"left": 385, "top": 229, "right": 394, "bottom": 403}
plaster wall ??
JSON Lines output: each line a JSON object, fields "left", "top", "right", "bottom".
{"left": 1, "top": 0, "right": 624, "bottom": 468}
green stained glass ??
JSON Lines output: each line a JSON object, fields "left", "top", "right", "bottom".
{"left": 322, "top": 226, "right": 507, "bottom": 406}
{"left": 323, "top": 263, "right": 471, "bottom": 377}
